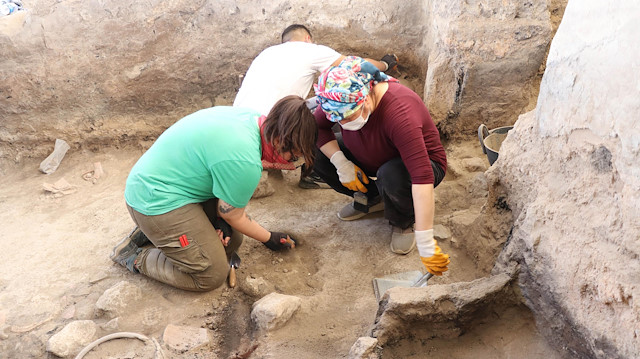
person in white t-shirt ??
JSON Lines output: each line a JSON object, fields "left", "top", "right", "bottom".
{"left": 234, "top": 24, "right": 397, "bottom": 189}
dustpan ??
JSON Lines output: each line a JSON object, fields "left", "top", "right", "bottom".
{"left": 373, "top": 271, "right": 433, "bottom": 301}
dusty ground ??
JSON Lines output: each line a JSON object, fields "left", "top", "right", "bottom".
{"left": 0, "top": 136, "right": 564, "bottom": 358}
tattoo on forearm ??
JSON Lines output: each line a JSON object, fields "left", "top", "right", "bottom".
{"left": 246, "top": 213, "right": 253, "bottom": 222}
{"left": 219, "top": 202, "right": 236, "bottom": 214}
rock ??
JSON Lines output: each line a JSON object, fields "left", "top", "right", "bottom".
{"left": 466, "top": 172, "right": 488, "bottom": 195}
{"left": 372, "top": 273, "right": 512, "bottom": 345}
{"left": 251, "top": 171, "right": 275, "bottom": 199}
{"left": 100, "top": 318, "right": 119, "bottom": 331}
{"left": 75, "top": 292, "right": 101, "bottom": 320}
{"left": 42, "top": 177, "right": 76, "bottom": 197}
{"left": 449, "top": 209, "right": 480, "bottom": 229}
{"left": 348, "top": 337, "right": 379, "bottom": 359}
{"left": 14, "top": 333, "right": 46, "bottom": 358}
{"left": 46, "top": 320, "right": 97, "bottom": 357}
{"left": 443, "top": 160, "right": 463, "bottom": 179}
{"left": 141, "top": 306, "right": 167, "bottom": 333}
{"left": 251, "top": 292, "right": 302, "bottom": 332}
{"left": 461, "top": 157, "right": 487, "bottom": 172}
{"left": 240, "top": 276, "right": 275, "bottom": 298}
{"left": 60, "top": 305, "right": 76, "bottom": 320}
{"left": 95, "top": 281, "right": 142, "bottom": 319}
{"left": 162, "top": 324, "right": 210, "bottom": 353}
{"left": 433, "top": 224, "right": 451, "bottom": 241}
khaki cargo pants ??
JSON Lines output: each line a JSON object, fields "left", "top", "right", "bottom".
{"left": 126, "top": 199, "right": 242, "bottom": 291}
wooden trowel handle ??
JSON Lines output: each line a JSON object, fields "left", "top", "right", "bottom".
{"left": 229, "top": 266, "right": 237, "bottom": 288}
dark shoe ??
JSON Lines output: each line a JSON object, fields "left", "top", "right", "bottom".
{"left": 110, "top": 235, "right": 141, "bottom": 273}
{"left": 298, "top": 173, "right": 332, "bottom": 189}
{"left": 127, "top": 226, "right": 150, "bottom": 247}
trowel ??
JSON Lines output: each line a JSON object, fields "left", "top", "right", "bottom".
{"left": 372, "top": 271, "right": 433, "bottom": 301}
{"left": 228, "top": 252, "right": 241, "bottom": 288}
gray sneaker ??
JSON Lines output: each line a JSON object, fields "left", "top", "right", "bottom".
{"left": 337, "top": 200, "right": 384, "bottom": 221}
{"left": 110, "top": 235, "right": 141, "bottom": 273}
{"left": 390, "top": 226, "right": 415, "bottom": 255}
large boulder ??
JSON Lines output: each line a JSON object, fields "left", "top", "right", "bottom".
{"left": 372, "top": 273, "right": 513, "bottom": 345}
{"left": 488, "top": 1, "right": 640, "bottom": 358}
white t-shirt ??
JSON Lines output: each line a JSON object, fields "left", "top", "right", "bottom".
{"left": 233, "top": 41, "right": 341, "bottom": 115}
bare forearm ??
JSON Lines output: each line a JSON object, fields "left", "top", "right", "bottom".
{"left": 218, "top": 200, "right": 270, "bottom": 242}
{"left": 229, "top": 211, "right": 271, "bottom": 242}
{"left": 364, "top": 58, "right": 389, "bottom": 71}
{"left": 412, "top": 184, "right": 435, "bottom": 231}
{"left": 319, "top": 140, "right": 340, "bottom": 160}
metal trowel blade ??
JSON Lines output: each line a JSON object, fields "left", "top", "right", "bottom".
{"left": 372, "top": 270, "right": 424, "bottom": 302}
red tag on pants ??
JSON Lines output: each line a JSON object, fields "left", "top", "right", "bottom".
{"left": 179, "top": 234, "right": 189, "bottom": 247}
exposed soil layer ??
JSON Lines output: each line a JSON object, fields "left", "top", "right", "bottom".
{"left": 0, "top": 137, "right": 562, "bottom": 358}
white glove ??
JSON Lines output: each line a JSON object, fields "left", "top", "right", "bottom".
{"left": 329, "top": 151, "right": 369, "bottom": 192}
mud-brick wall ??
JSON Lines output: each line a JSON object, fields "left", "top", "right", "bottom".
{"left": 0, "top": 0, "right": 426, "bottom": 163}
{"left": 0, "top": 0, "right": 554, "bottom": 163}
{"left": 489, "top": 1, "right": 640, "bottom": 358}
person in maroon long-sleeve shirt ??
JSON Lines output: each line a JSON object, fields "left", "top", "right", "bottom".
{"left": 312, "top": 56, "right": 450, "bottom": 276}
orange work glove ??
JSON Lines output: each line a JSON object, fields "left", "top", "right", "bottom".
{"left": 416, "top": 229, "right": 450, "bottom": 276}
{"left": 329, "top": 151, "right": 369, "bottom": 193}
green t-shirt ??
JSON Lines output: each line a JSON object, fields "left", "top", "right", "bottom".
{"left": 125, "top": 106, "right": 263, "bottom": 215}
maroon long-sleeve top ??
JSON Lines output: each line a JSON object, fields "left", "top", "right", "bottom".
{"left": 315, "top": 82, "right": 447, "bottom": 185}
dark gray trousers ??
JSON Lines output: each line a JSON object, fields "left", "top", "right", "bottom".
{"left": 313, "top": 135, "right": 445, "bottom": 229}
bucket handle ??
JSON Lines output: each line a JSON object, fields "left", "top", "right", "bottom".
{"left": 478, "top": 124, "right": 489, "bottom": 154}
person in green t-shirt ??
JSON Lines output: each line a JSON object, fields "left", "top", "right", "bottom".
{"left": 110, "top": 95, "right": 317, "bottom": 291}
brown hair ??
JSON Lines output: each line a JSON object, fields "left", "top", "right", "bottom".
{"left": 263, "top": 95, "right": 317, "bottom": 175}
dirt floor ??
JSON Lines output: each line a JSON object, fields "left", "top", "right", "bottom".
{"left": 0, "top": 135, "right": 566, "bottom": 358}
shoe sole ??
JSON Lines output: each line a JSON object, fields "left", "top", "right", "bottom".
{"left": 337, "top": 211, "right": 368, "bottom": 221}
{"left": 390, "top": 240, "right": 416, "bottom": 255}
{"left": 129, "top": 227, "right": 150, "bottom": 247}
{"left": 110, "top": 235, "right": 137, "bottom": 262}
{"left": 337, "top": 202, "right": 385, "bottom": 221}
{"left": 298, "top": 180, "right": 332, "bottom": 190}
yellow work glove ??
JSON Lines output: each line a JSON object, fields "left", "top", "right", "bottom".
{"left": 416, "top": 229, "right": 450, "bottom": 276}
{"left": 329, "top": 150, "right": 369, "bottom": 193}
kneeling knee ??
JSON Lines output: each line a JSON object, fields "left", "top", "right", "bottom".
{"left": 193, "top": 271, "right": 227, "bottom": 292}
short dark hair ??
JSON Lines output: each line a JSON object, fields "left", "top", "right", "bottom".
{"left": 281, "top": 24, "right": 312, "bottom": 43}
{"left": 263, "top": 95, "right": 317, "bottom": 175}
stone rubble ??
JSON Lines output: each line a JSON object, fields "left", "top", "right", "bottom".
{"left": 95, "top": 281, "right": 142, "bottom": 319}
{"left": 251, "top": 292, "right": 302, "bottom": 332}
{"left": 46, "top": 320, "right": 97, "bottom": 357}
{"left": 348, "top": 336, "right": 380, "bottom": 359}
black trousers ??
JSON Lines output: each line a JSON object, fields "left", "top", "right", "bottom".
{"left": 313, "top": 135, "right": 444, "bottom": 229}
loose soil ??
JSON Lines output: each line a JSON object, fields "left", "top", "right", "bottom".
{"left": 0, "top": 137, "right": 564, "bottom": 358}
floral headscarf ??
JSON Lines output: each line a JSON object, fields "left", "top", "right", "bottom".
{"left": 314, "top": 56, "right": 398, "bottom": 122}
